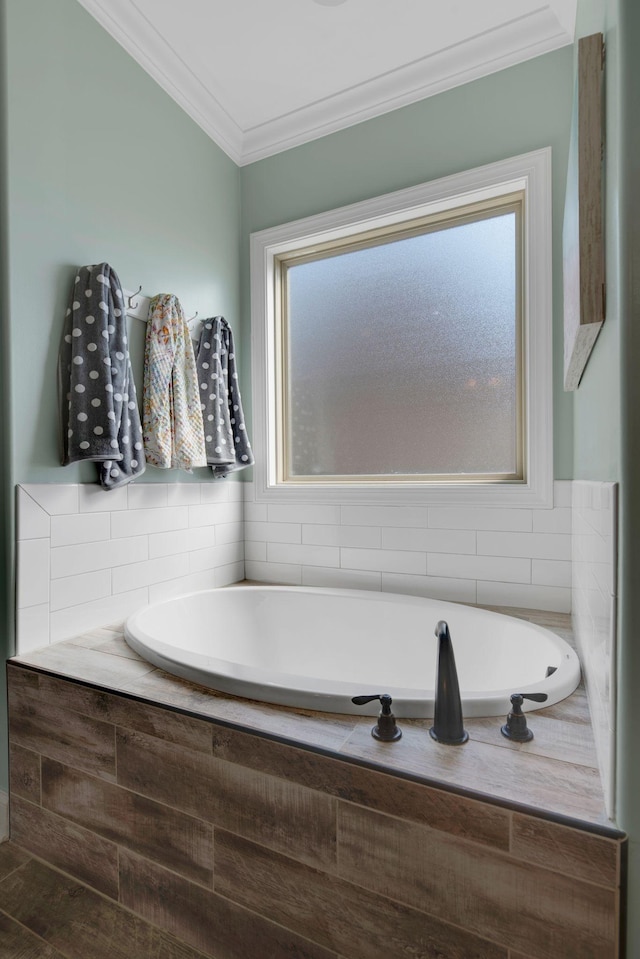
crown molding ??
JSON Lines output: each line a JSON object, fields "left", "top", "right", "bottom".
{"left": 240, "top": 8, "right": 572, "bottom": 164}
{"left": 75, "top": 0, "right": 244, "bottom": 163}
{"left": 76, "top": 1, "right": 573, "bottom": 167}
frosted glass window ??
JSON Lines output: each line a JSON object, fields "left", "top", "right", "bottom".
{"left": 280, "top": 204, "right": 522, "bottom": 482}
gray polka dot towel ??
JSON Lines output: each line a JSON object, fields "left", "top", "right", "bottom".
{"left": 58, "top": 263, "right": 146, "bottom": 489}
{"left": 195, "top": 317, "right": 254, "bottom": 478}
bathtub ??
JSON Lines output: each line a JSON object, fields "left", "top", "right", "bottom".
{"left": 124, "top": 585, "right": 580, "bottom": 718}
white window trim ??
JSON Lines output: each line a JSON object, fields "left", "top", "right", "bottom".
{"left": 250, "top": 148, "right": 553, "bottom": 508}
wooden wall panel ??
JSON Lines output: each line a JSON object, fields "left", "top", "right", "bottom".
{"left": 5, "top": 665, "right": 624, "bottom": 959}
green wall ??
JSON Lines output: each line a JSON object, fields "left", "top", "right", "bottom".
{"left": 240, "top": 46, "right": 575, "bottom": 480}
{"left": 0, "top": 0, "right": 241, "bottom": 791}
{"left": 5, "top": 0, "right": 240, "bottom": 488}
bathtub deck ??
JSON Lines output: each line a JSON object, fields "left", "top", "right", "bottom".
{"left": 9, "top": 605, "right": 614, "bottom": 830}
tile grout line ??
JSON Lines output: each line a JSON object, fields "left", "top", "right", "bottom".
{"left": 0, "top": 904, "right": 76, "bottom": 959}
{"left": 0, "top": 854, "right": 33, "bottom": 889}
{"left": 5, "top": 846, "right": 213, "bottom": 959}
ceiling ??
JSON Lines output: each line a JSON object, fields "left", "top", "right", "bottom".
{"left": 76, "top": 0, "right": 577, "bottom": 165}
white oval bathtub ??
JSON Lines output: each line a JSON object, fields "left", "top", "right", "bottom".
{"left": 124, "top": 586, "right": 580, "bottom": 718}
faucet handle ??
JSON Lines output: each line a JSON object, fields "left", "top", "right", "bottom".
{"left": 351, "top": 693, "right": 401, "bottom": 742}
{"left": 501, "top": 691, "right": 548, "bottom": 742}
{"left": 511, "top": 692, "right": 548, "bottom": 705}
{"left": 352, "top": 693, "right": 392, "bottom": 709}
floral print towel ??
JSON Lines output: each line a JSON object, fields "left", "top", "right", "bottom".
{"left": 142, "top": 293, "right": 207, "bottom": 471}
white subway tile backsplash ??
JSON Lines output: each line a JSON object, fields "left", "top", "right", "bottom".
{"left": 51, "top": 536, "right": 149, "bottom": 579}
{"left": 148, "top": 526, "right": 217, "bottom": 560}
{"left": 127, "top": 484, "right": 169, "bottom": 510}
{"left": 215, "top": 522, "right": 244, "bottom": 545}
{"left": 477, "top": 580, "right": 571, "bottom": 612}
{"left": 238, "top": 481, "right": 576, "bottom": 608}
{"left": 582, "top": 507, "right": 611, "bottom": 538}
{"left": 16, "top": 488, "right": 50, "bottom": 540}
{"left": 244, "top": 501, "right": 268, "bottom": 523}
{"left": 532, "top": 508, "right": 571, "bottom": 534}
{"left": 25, "top": 485, "right": 79, "bottom": 515}
{"left": 590, "top": 561, "right": 614, "bottom": 595}
{"left": 381, "top": 572, "right": 477, "bottom": 604}
{"left": 148, "top": 570, "right": 216, "bottom": 603}
{"left": 49, "top": 587, "right": 150, "bottom": 645}
{"left": 571, "top": 480, "right": 617, "bottom": 816}
{"left": 244, "top": 540, "right": 267, "bottom": 562}
{"left": 51, "top": 512, "right": 110, "bottom": 548}
{"left": 16, "top": 603, "right": 50, "bottom": 653}
{"left": 228, "top": 481, "right": 244, "bottom": 501}
{"left": 532, "top": 559, "right": 572, "bottom": 588}
{"left": 477, "top": 531, "right": 571, "bottom": 561}
{"left": 216, "top": 561, "right": 246, "bottom": 587}
{"left": 268, "top": 504, "right": 341, "bottom": 525}
{"left": 382, "top": 526, "right": 476, "bottom": 554}
{"left": 112, "top": 554, "right": 190, "bottom": 594}
{"left": 341, "top": 505, "right": 428, "bottom": 528}
{"left": 50, "top": 570, "right": 112, "bottom": 612}
{"left": 17, "top": 539, "right": 50, "bottom": 608}
{"left": 17, "top": 480, "right": 584, "bottom": 658}
{"left": 112, "top": 506, "right": 189, "bottom": 538}
{"left": 571, "top": 510, "right": 592, "bottom": 537}
{"left": 303, "top": 524, "right": 381, "bottom": 549}
{"left": 245, "top": 560, "right": 302, "bottom": 585}
{"left": 553, "top": 481, "right": 573, "bottom": 507}
{"left": 189, "top": 501, "right": 242, "bottom": 528}
{"left": 167, "top": 484, "right": 202, "bottom": 507}
{"left": 245, "top": 521, "right": 302, "bottom": 544}
{"left": 428, "top": 552, "right": 530, "bottom": 584}
{"left": 187, "top": 546, "right": 218, "bottom": 573}
{"left": 302, "top": 567, "right": 382, "bottom": 591}
{"left": 267, "top": 542, "right": 340, "bottom": 568}
{"left": 341, "top": 547, "right": 426, "bottom": 575}
{"left": 216, "top": 541, "right": 245, "bottom": 568}
{"left": 16, "top": 483, "right": 245, "bottom": 654}
{"left": 428, "top": 507, "right": 533, "bottom": 532}
{"left": 189, "top": 541, "right": 243, "bottom": 574}
{"left": 199, "top": 482, "right": 230, "bottom": 505}
{"left": 78, "top": 485, "right": 128, "bottom": 513}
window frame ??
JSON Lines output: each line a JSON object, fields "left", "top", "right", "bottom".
{"left": 250, "top": 148, "right": 553, "bottom": 507}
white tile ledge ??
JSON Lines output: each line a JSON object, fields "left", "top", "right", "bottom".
{"left": 15, "top": 483, "right": 245, "bottom": 655}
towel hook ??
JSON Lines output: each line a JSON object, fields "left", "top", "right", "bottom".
{"left": 128, "top": 285, "right": 143, "bottom": 309}
{"left": 188, "top": 310, "right": 199, "bottom": 322}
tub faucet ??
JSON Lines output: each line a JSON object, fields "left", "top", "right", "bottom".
{"left": 430, "top": 620, "right": 468, "bottom": 745}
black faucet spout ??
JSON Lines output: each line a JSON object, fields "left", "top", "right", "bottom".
{"left": 430, "top": 620, "right": 468, "bottom": 745}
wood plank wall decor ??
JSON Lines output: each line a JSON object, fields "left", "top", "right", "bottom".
{"left": 563, "top": 32, "right": 605, "bottom": 391}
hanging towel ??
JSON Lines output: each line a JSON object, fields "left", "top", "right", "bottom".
{"left": 195, "top": 316, "right": 254, "bottom": 478}
{"left": 142, "top": 293, "right": 207, "bottom": 470}
{"left": 58, "top": 263, "right": 146, "bottom": 490}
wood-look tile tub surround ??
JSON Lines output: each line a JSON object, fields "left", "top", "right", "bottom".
{"left": 5, "top": 608, "right": 626, "bottom": 959}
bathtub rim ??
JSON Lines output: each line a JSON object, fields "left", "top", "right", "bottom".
{"left": 124, "top": 585, "right": 581, "bottom": 718}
